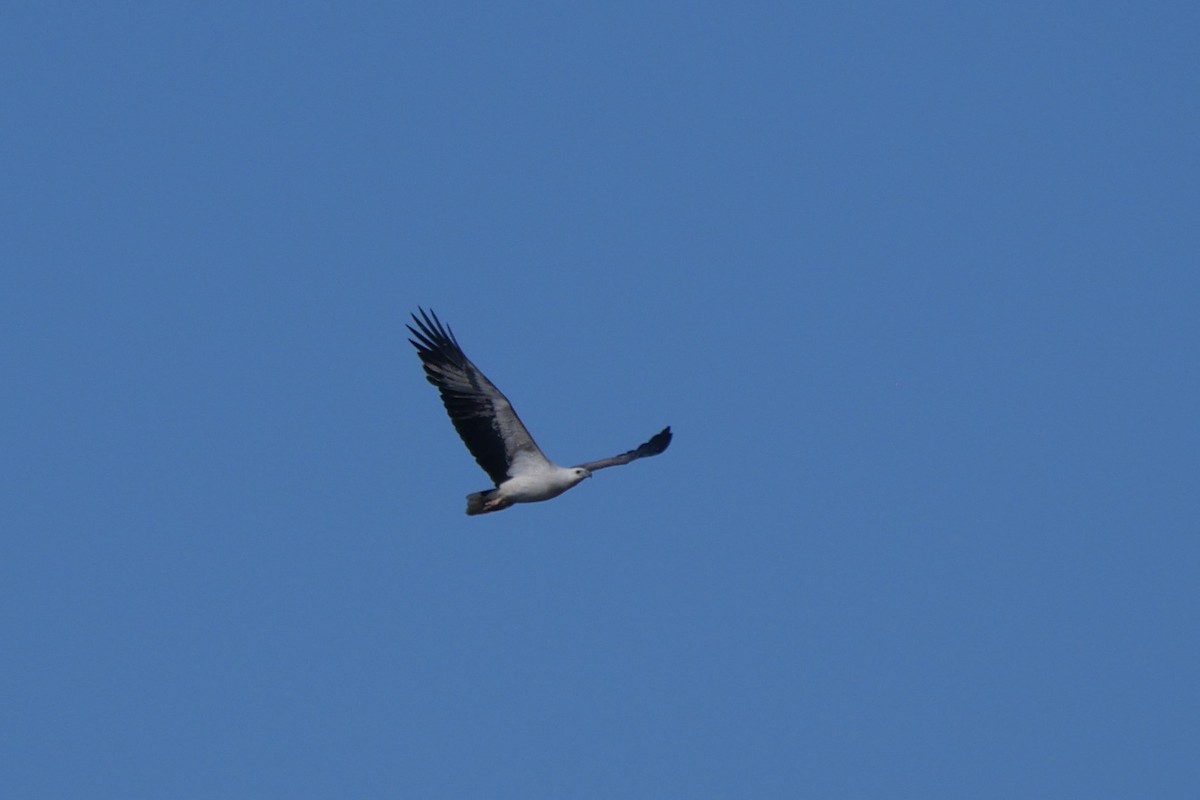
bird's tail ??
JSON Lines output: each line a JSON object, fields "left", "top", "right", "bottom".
{"left": 466, "top": 489, "right": 511, "bottom": 516}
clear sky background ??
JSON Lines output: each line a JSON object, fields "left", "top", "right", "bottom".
{"left": 3, "top": 3, "right": 1197, "bottom": 798}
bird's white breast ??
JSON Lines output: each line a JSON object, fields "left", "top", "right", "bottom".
{"left": 500, "top": 466, "right": 583, "bottom": 502}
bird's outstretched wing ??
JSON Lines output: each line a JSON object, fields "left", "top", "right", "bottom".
{"left": 407, "top": 308, "right": 549, "bottom": 485}
{"left": 573, "top": 427, "right": 673, "bottom": 473}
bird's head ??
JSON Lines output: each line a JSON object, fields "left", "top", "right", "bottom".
{"left": 571, "top": 467, "right": 592, "bottom": 483}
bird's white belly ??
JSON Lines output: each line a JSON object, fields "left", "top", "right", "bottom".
{"left": 499, "top": 473, "right": 574, "bottom": 503}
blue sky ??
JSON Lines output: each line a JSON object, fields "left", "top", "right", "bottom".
{"left": 3, "top": 2, "right": 1197, "bottom": 797}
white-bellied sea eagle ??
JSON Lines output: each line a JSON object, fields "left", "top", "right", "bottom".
{"left": 407, "top": 308, "right": 672, "bottom": 515}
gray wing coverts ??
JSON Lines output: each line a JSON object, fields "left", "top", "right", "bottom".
{"left": 575, "top": 426, "right": 673, "bottom": 472}
{"left": 406, "top": 308, "right": 542, "bottom": 485}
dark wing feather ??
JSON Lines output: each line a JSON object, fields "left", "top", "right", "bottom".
{"left": 574, "top": 427, "right": 673, "bottom": 473}
{"left": 407, "top": 308, "right": 548, "bottom": 485}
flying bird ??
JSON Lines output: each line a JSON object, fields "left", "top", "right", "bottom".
{"left": 407, "top": 308, "right": 672, "bottom": 515}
